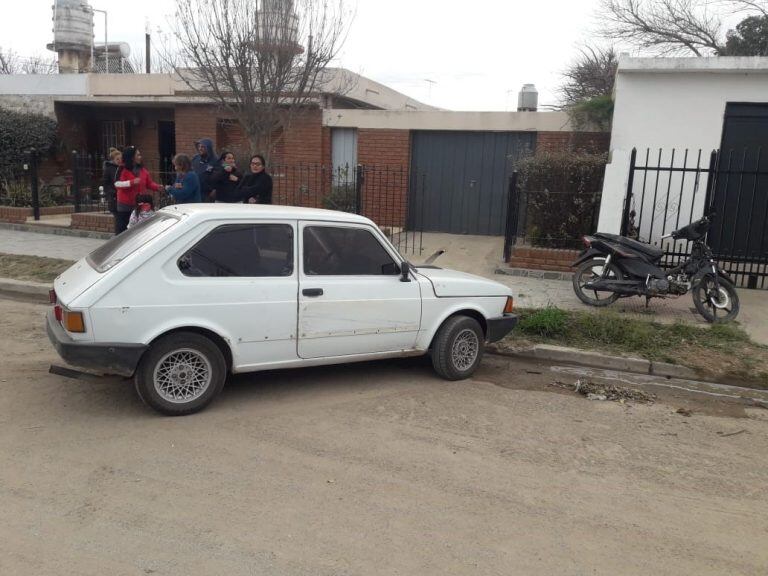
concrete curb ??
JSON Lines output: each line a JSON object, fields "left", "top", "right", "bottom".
{"left": 495, "top": 267, "right": 572, "bottom": 281}
{"left": 488, "top": 343, "right": 700, "bottom": 380}
{"left": 0, "top": 221, "right": 112, "bottom": 240}
{"left": 0, "top": 277, "right": 51, "bottom": 303}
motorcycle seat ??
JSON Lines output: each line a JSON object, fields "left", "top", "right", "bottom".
{"left": 593, "top": 233, "right": 664, "bottom": 260}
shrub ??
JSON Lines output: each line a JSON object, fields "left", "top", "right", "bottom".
{"left": 517, "top": 151, "right": 607, "bottom": 249}
{"left": 0, "top": 108, "right": 57, "bottom": 182}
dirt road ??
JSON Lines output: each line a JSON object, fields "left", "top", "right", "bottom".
{"left": 1, "top": 299, "right": 767, "bottom": 575}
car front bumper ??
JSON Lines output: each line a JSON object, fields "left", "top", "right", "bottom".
{"left": 486, "top": 314, "right": 518, "bottom": 343}
{"left": 46, "top": 310, "right": 147, "bottom": 377}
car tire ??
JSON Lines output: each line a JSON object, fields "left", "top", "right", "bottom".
{"left": 431, "top": 315, "right": 485, "bottom": 381}
{"left": 134, "top": 332, "right": 227, "bottom": 416}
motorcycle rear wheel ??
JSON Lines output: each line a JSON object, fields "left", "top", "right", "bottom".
{"left": 572, "top": 258, "right": 623, "bottom": 307}
{"left": 692, "top": 275, "right": 740, "bottom": 323}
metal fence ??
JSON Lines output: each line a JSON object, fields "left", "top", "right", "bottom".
{"left": 503, "top": 171, "right": 603, "bottom": 258}
{"left": 19, "top": 153, "right": 426, "bottom": 255}
{"left": 620, "top": 147, "right": 768, "bottom": 289}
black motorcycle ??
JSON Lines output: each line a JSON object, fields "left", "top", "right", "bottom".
{"left": 571, "top": 215, "right": 740, "bottom": 323}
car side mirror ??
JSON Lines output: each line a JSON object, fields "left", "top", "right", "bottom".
{"left": 400, "top": 261, "right": 411, "bottom": 282}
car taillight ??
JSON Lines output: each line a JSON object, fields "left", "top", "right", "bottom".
{"left": 54, "top": 305, "right": 62, "bottom": 322}
{"left": 503, "top": 296, "right": 514, "bottom": 314}
{"left": 49, "top": 289, "right": 57, "bottom": 304}
{"left": 62, "top": 310, "right": 86, "bottom": 333}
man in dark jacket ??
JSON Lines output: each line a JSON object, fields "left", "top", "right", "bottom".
{"left": 191, "top": 138, "right": 218, "bottom": 202}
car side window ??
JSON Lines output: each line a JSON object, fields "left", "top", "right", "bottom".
{"left": 179, "top": 224, "right": 294, "bottom": 277}
{"left": 303, "top": 226, "right": 400, "bottom": 276}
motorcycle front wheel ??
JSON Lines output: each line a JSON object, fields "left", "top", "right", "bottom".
{"left": 692, "top": 275, "right": 740, "bottom": 323}
{"left": 572, "top": 258, "right": 624, "bottom": 307}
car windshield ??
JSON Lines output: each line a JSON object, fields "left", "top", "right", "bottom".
{"left": 87, "top": 213, "right": 179, "bottom": 273}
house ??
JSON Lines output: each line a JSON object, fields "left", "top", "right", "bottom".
{"left": 0, "top": 70, "right": 607, "bottom": 236}
{"left": 599, "top": 56, "right": 768, "bottom": 251}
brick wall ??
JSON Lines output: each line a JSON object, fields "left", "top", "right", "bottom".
{"left": 357, "top": 129, "right": 411, "bottom": 227}
{"left": 507, "top": 246, "right": 579, "bottom": 272}
{"left": 0, "top": 205, "right": 74, "bottom": 224}
{"left": 70, "top": 212, "right": 114, "bottom": 233}
{"left": 535, "top": 131, "right": 610, "bottom": 155}
{"left": 175, "top": 105, "right": 219, "bottom": 159}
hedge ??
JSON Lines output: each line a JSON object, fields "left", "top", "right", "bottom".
{"left": 0, "top": 108, "right": 57, "bottom": 182}
{"left": 516, "top": 151, "right": 607, "bottom": 249}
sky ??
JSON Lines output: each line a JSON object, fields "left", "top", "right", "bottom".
{"left": 0, "top": 0, "right": 698, "bottom": 111}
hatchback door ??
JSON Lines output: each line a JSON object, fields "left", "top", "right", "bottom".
{"left": 298, "top": 222, "right": 421, "bottom": 359}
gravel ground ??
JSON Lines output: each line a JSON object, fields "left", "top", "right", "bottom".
{"left": 1, "top": 299, "right": 767, "bottom": 576}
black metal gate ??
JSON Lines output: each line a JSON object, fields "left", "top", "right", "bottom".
{"left": 620, "top": 147, "right": 768, "bottom": 289}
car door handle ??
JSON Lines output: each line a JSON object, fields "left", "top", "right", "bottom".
{"left": 302, "top": 288, "right": 324, "bottom": 297}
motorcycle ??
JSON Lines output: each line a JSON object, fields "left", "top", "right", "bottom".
{"left": 571, "top": 215, "right": 740, "bottom": 323}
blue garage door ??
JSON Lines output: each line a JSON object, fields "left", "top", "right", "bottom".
{"left": 410, "top": 131, "right": 535, "bottom": 235}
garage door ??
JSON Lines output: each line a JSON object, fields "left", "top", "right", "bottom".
{"left": 409, "top": 131, "right": 535, "bottom": 235}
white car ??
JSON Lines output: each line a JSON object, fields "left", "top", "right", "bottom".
{"left": 47, "top": 205, "right": 517, "bottom": 415}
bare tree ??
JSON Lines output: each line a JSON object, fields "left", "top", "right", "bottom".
{"left": 164, "top": 0, "right": 350, "bottom": 157}
{"left": 19, "top": 55, "right": 58, "bottom": 75}
{"left": 598, "top": 0, "right": 725, "bottom": 55}
{"left": 560, "top": 45, "right": 618, "bottom": 106}
{"left": 0, "top": 47, "right": 20, "bottom": 74}
{"left": 0, "top": 47, "right": 57, "bottom": 74}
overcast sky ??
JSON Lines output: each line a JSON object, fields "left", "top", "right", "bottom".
{"left": 0, "top": 0, "right": 676, "bottom": 110}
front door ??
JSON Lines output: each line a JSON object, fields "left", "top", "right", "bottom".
{"left": 709, "top": 103, "right": 768, "bottom": 258}
{"left": 298, "top": 222, "right": 422, "bottom": 359}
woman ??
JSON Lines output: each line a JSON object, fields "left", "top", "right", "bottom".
{"left": 102, "top": 147, "right": 122, "bottom": 234}
{"left": 210, "top": 151, "right": 243, "bottom": 203}
{"left": 114, "top": 147, "right": 162, "bottom": 234}
{"left": 238, "top": 154, "right": 273, "bottom": 205}
{"left": 165, "top": 153, "right": 201, "bottom": 204}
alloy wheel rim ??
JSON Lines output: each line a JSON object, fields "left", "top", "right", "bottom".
{"left": 452, "top": 329, "right": 479, "bottom": 371}
{"left": 153, "top": 348, "right": 212, "bottom": 404}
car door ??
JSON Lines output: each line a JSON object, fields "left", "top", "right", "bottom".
{"left": 175, "top": 220, "right": 298, "bottom": 370}
{"left": 298, "top": 222, "right": 422, "bottom": 359}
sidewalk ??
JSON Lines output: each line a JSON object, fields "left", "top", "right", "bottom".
{"left": 0, "top": 228, "right": 104, "bottom": 261}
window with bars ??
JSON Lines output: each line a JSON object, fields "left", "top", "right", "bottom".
{"left": 101, "top": 121, "right": 127, "bottom": 154}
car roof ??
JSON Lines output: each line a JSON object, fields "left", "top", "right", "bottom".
{"left": 159, "top": 203, "right": 373, "bottom": 225}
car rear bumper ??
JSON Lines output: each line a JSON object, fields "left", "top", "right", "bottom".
{"left": 46, "top": 310, "right": 147, "bottom": 377}
{"left": 486, "top": 314, "right": 518, "bottom": 343}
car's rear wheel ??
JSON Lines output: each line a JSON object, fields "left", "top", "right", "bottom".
{"left": 431, "top": 315, "right": 485, "bottom": 380}
{"left": 135, "top": 332, "right": 226, "bottom": 416}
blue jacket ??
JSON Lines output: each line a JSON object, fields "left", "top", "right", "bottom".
{"left": 168, "top": 171, "right": 201, "bottom": 203}
{"left": 191, "top": 138, "right": 218, "bottom": 198}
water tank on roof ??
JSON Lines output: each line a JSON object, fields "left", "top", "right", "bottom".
{"left": 254, "top": 0, "right": 302, "bottom": 55}
{"left": 51, "top": 0, "right": 93, "bottom": 52}
{"left": 517, "top": 84, "right": 538, "bottom": 112}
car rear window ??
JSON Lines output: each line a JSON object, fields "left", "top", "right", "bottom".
{"left": 87, "top": 214, "right": 178, "bottom": 273}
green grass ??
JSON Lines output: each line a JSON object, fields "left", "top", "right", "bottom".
{"left": 0, "top": 253, "right": 74, "bottom": 283}
{"left": 505, "top": 307, "right": 768, "bottom": 387}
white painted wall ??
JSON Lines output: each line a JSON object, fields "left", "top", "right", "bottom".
{"left": 598, "top": 57, "right": 768, "bottom": 242}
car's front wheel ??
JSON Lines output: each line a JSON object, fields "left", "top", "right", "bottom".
{"left": 431, "top": 315, "right": 485, "bottom": 380}
{"left": 134, "top": 332, "right": 227, "bottom": 416}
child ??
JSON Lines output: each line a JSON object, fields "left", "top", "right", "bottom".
{"left": 127, "top": 194, "right": 156, "bottom": 229}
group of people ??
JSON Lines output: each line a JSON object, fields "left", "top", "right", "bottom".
{"left": 102, "top": 137, "right": 274, "bottom": 234}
